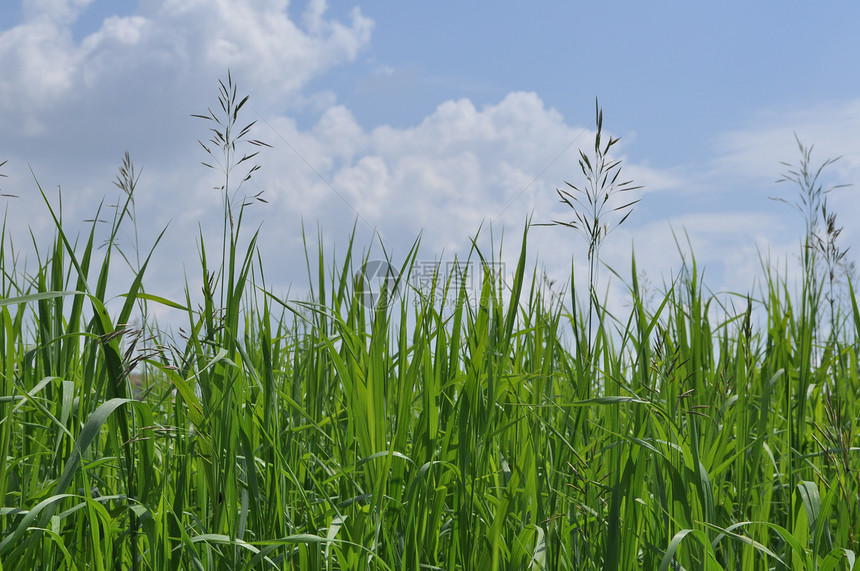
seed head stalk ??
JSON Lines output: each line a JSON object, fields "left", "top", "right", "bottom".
{"left": 544, "top": 100, "right": 641, "bottom": 395}
{"left": 192, "top": 70, "right": 271, "bottom": 335}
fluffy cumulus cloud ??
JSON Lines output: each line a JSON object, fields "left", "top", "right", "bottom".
{"left": 21, "top": 0, "right": 95, "bottom": 23}
{"left": 249, "top": 92, "right": 612, "bottom": 267}
{"left": 0, "top": 0, "right": 374, "bottom": 281}
{"left": 0, "top": 0, "right": 372, "bottom": 137}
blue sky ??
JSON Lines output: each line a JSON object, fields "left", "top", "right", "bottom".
{"left": 1, "top": 0, "right": 859, "bottom": 322}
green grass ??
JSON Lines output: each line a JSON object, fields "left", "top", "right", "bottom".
{"left": 0, "top": 188, "right": 857, "bottom": 570}
{"left": 0, "top": 91, "right": 858, "bottom": 569}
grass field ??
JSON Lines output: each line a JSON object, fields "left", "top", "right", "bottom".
{"left": 0, "top": 84, "right": 857, "bottom": 570}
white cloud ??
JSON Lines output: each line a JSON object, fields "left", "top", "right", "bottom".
{"left": 0, "top": 19, "right": 77, "bottom": 124}
{"left": 22, "top": 0, "right": 94, "bottom": 25}
{"left": 706, "top": 100, "right": 860, "bottom": 273}
{"left": 712, "top": 100, "right": 860, "bottom": 183}
{"left": 0, "top": 0, "right": 372, "bottom": 137}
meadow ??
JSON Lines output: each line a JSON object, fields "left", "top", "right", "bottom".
{"left": 0, "top": 79, "right": 857, "bottom": 570}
